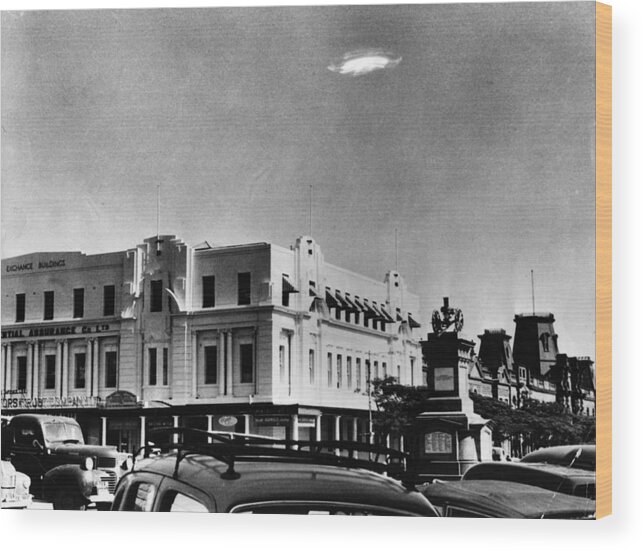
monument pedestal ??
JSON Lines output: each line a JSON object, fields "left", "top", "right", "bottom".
{"left": 410, "top": 331, "right": 492, "bottom": 482}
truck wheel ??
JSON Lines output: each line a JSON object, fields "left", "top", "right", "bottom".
{"left": 53, "top": 491, "right": 87, "bottom": 511}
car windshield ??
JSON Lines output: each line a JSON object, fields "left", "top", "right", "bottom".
{"left": 43, "top": 422, "right": 84, "bottom": 444}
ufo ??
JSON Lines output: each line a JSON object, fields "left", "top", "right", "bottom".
{"left": 328, "top": 49, "right": 402, "bottom": 77}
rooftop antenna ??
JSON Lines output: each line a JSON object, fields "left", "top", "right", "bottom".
{"left": 395, "top": 228, "right": 399, "bottom": 272}
{"left": 531, "top": 269, "right": 535, "bottom": 315}
{"left": 156, "top": 183, "right": 161, "bottom": 239}
{"left": 309, "top": 184, "right": 313, "bottom": 236}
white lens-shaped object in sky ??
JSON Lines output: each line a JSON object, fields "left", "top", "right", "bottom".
{"left": 328, "top": 49, "right": 402, "bottom": 77}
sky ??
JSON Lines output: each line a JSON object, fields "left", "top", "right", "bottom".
{"left": 1, "top": 2, "right": 596, "bottom": 357}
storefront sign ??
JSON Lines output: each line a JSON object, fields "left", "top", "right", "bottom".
{"left": 2, "top": 324, "right": 112, "bottom": 340}
{"left": 254, "top": 414, "right": 291, "bottom": 427}
{"left": 298, "top": 415, "right": 317, "bottom": 428}
{"left": 218, "top": 416, "right": 238, "bottom": 427}
{"left": 1, "top": 395, "right": 102, "bottom": 410}
{"left": 104, "top": 391, "right": 139, "bottom": 409}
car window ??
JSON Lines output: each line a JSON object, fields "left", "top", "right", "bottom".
{"left": 159, "top": 491, "right": 209, "bottom": 513}
{"left": 446, "top": 506, "right": 489, "bottom": 518}
{"left": 124, "top": 481, "right": 156, "bottom": 512}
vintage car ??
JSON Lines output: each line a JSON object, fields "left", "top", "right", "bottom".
{"left": 421, "top": 480, "right": 595, "bottom": 519}
{"left": 520, "top": 445, "right": 595, "bottom": 471}
{"left": 111, "top": 429, "right": 438, "bottom": 515}
{"left": 462, "top": 461, "right": 596, "bottom": 500}
{"left": 1, "top": 413, "right": 132, "bottom": 510}
{"left": 1, "top": 459, "right": 32, "bottom": 509}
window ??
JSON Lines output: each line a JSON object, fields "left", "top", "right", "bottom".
{"left": 44, "top": 291, "right": 54, "bottom": 320}
{"left": 15, "top": 293, "right": 25, "bottom": 322}
{"left": 347, "top": 357, "right": 352, "bottom": 388}
{"left": 150, "top": 280, "right": 163, "bottom": 312}
{"left": 240, "top": 343, "right": 253, "bottom": 384}
{"left": 356, "top": 358, "right": 361, "bottom": 390}
{"left": 105, "top": 351, "right": 118, "bottom": 388}
{"left": 279, "top": 345, "right": 285, "bottom": 383}
{"left": 397, "top": 365, "right": 401, "bottom": 383}
{"left": 519, "top": 367, "right": 527, "bottom": 380}
{"left": 540, "top": 333, "right": 550, "bottom": 352}
{"left": 410, "top": 358, "right": 415, "bottom": 386}
{"left": 149, "top": 348, "right": 157, "bottom": 386}
{"left": 204, "top": 346, "right": 217, "bottom": 385}
{"left": 17, "top": 356, "right": 27, "bottom": 390}
{"left": 237, "top": 272, "right": 251, "bottom": 305}
{"left": 45, "top": 355, "right": 56, "bottom": 389}
{"left": 73, "top": 288, "right": 84, "bottom": 318}
{"left": 382, "top": 362, "right": 387, "bottom": 378}
{"left": 365, "top": 360, "right": 371, "bottom": 384}
{"left": 103, "top": 285, "right": 116, "bottom": 316}
{"left": 124, "top": 482, "right": 156, "bottom": 512}
{"left": 202, "top": 275, "right": 215, "bottom": 308}
{"left": 336, "top": 355, "right": 342, "bottom": 388}
{"left": 309, "top": 349, "right": 315, "bottom": 384}
{"left": 327, "top": 353, "right": 333, "bottom": 387}
{"left": 373, "top": 361, "right": 379, "bottom": 380}
{"left": 162, "top": 348, "right": 169, "bottom": 386}
{"left": 160, "top": 491, "right": 208, "bottom": 513}
{"left": 74, "top": 353, "right": 86, "bottom": 389}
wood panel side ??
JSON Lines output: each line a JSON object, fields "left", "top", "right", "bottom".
{"left": 595, "top": 0, "right": 612, "bottom": 520}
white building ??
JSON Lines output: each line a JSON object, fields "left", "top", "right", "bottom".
{"left": 1, "top": 235, "right": 423, "bottom": 452}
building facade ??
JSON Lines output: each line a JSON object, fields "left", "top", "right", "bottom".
{"left": 1, "top": 235, "right": 423, "bottom": 452}
{"left": 464, "top": 315, "right": 595, "bottom": 415}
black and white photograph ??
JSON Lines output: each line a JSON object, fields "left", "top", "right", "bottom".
{"left": 1, "top": 0, "right": 604, "bottom": 521}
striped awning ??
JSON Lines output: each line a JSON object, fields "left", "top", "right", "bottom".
{"left": 282, "top": 274, "right": 298, "bottom": 294}
{"left": 342, "top": 292, "right": 360, "bottom": 313}
{"left": 325, "top": 288, "right": 339, "bottom": 309}
{"left": 379, "top": 305, "right": 396, "bottom": 324}
{"left": 408, "top": 313, "right": 421, "bottom": 329}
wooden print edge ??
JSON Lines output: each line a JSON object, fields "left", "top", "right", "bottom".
{"left": 595, "top": 0, "right": 612, "bottom": 520}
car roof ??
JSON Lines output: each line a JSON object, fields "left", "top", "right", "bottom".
{"left": 133, "top": 451, "right": 436, "bottom": 515}
{"left": 520, "top": 445, "right": 595, "bottom": 471}
{"left": 422, "top": 480, "right": 595, "bottom": 518}
{"left": 462, "top": 461, "right": 595, "bottom": 498}
{"left": 8, "top": 413, "right": 78, "bottom": 424}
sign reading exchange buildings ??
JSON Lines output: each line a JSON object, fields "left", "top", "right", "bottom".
{"left": 5, "top": 258, "right": 66, "bottom": 272}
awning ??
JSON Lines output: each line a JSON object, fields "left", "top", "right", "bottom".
{"left": 309, "top": 296, "right": 326, "bottom": 313}
{"left": 309, "top": 282, "right": 320, "bottom": 298}
{"left": 408, "top": 313, "right": 422, "bottom": 329}
{"left": 396, "top": 308, "right": 404, "bottom": 322}
{"left": 362, "top": 299, "right": 379, "bottom": 319}
{"left": 370, "top": 302, "right": 387, "bottom": 321}
{"left": 282, "top": 274, "right": 298, "bottom": 294}
{"left": 334, "top": 290, "right": 352, "bottom": 311}
{"left": 325, "top": 288, "right": 339, "bottom": 309}
{"left": 342, "top": 293, "right": 360, "bottom": 313}
{"left": 352, "top": 296, "right": 367, "bottom": 312}
{"left": 379, "top": 305, "right": 396, "bottom": 324}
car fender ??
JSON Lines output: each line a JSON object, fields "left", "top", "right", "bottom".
{"left": 42, "top": 464, "right": 101, "bottom": 501}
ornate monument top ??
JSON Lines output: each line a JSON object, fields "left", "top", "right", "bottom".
{"left": 431, "top": 297, "right": 464, "bottom": 336}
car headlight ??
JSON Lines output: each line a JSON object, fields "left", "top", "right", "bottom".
{"left": 121, "top": 457, "right": 133, "bottom": 471}
{"left": 81, "top": 456, "right": 95, "bottom": 471}
{"left": 21, "top": 478, "right": 30, "bottom": 490}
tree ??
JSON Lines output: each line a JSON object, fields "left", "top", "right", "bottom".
{"left": 470, "top": 393, "right": 596, "bottom": 452}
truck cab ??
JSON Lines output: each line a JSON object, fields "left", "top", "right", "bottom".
{"left": 1, "top": 413, "right": 131, "bottom": 510}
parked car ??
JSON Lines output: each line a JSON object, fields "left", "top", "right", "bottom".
{"left": 491, "top": 447, "right": 511, "bottom": 461}
{"left": 421, "top": 479, "right": 595, "bottom": 519}
{"left": 1, "top": 414, "right": 132, "bottom": 510}
{"left": 111, "top": 429, "right": 438, "bottom": 515}
{"left": 520, "top": 445, "right": 595, "bottom": 471}
{"left": 462, "top": 461, "right": 596, "bottom": 500}
{"left": 1, "top": 458, "right": 32, "bottom": 509}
